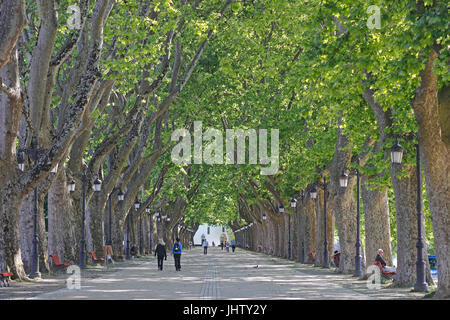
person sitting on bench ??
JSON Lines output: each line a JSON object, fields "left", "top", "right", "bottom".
{"left": 130, "top": 244, "right": 137, "bottom": 256}
{"left": 333, "top": 250, "right": 340, "bottom": 267}
{"left": 375, "top": 248, "right": 396, "bottom": 272}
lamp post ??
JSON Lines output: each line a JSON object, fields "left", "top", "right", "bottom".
{"left": 17, "top": 136, "right": 45, "bottom": 279}
{"left": 289, "top": 198, "right": 297, "bottom": 260}
{"left": 146, "top": 207, "right": 152, "bottom": 254}
{"left": 134, "top": 198, "right": 142, "bottom": 256}
{"left": 310, "top": 177, "right": 330, "bottom": 268}
{"left": 390, "top": 139, "right": 428, "bottom": 292}
{"left": 278, "top": 205, "right": 285, "bottom": 255}
{"left": 339, "top": 158, "right": 362, "bottom": 277}
{"left": 70, "top": 172, "right": 102, "bottom": 268}
{"left": 300, "top": 190, "right": 306, "bottom": 264}
{"left": 125, "top": 211, "right": 131, "bottom": 260}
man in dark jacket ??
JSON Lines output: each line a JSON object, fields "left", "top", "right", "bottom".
{"left": 155, "top": 239, "right": 167, "bottom": 270}
{"left": 375, "top": 248, "right": 396, "bottom": 272}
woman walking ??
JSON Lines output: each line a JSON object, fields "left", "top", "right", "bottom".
{"left": 155, "top": 239, "right": 167, "bottom": 270}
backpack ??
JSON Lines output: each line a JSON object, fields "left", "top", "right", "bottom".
{"left": 174, "top": 242, "right": 181, "bottom": 253}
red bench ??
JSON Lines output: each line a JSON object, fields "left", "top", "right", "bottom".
{"left": 90, "top": 251, "right": 104, "bottom": 264}
{"left": 0, "top": 272, "right": 13, "bottom": 287}
{"left": 372, "top": 260, "right": 396, "bottom": 279}
{"left": 49, "top": 254, "right": 70, "bottom": 269}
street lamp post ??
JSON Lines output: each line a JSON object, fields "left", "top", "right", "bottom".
{"left": 146, "top": 207, "right": 152, "bottom": 254}
{"left": 339, "top": 158, "right": 363, "bottom": 277}
{"left": 310, "top": 177, "right": 330, "bottom": 268}
{"left": 390, "top": 139, "right": 428, "bottom": 292}
{"left": 134, "top": 198, "right": 142, "bottom": 255}
{"left": 107, "top": 193, "right": 112, "bottom": 246}
{"left": 300, "top": 190, "right": 306, "bottom": 264}
{"left": 125, "top": 212, "right": 131, "bottom": 260}
{"left": 17, "top": 136, "right": 45, "bottom": 279}
{"left": 71, "top": 171, "right": 102, "bottom": 268}
{"left": 289, "top": 198, "right": 297, "bottom": 260}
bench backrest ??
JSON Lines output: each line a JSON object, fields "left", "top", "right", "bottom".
{"left": 49, "top": 254, "right": 62, "bottom": 265}
{"left": 90, "top": 251, "right": 99, "bottom": 260}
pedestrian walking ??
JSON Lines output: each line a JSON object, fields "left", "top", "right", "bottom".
{"left": 220, "top": 241, "right": 224, "bottom": 250}
{"left": 172, "top": 238, "right": 182, "bottom": 271}
{"left": 155, "top": 239, "right": 167, "bottom": 270}
{"left": 225, "top": 241, "right": 230, "bottom": 252}
{"left": 202, "top": 239, "right": 209, "bottom": 254}
{"left": 231, "top": 240, "right": 236, "bottom": 252}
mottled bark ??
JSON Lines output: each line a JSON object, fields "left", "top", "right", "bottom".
{"left": 0, "top": 0, "right": 26, "bottom": 69}
{"left": 391, "top": 164, "right": 434, "bottom": 286}
{"left": 304, "top": 197, "right": 316, "bottom": 264}
{"left": 47, "top": 170, "right": 79, "bottom": 264}
{"left": 0, "top": 47, "right": 26, "bottom": 277}
{"left": 327, "top": 125, "right": 358, "bottom": 273}
{"left": 412, "top": 49, "right": 450, "bottom": 298}
{"left": 361, "top": 179, "right": 393, "bottom": 266}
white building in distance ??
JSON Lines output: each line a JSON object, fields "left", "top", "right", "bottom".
{"left": 193, "top": 224, "right": 233, "bottom": 246}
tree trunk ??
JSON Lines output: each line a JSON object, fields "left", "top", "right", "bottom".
{"left": 361, "top": 178, "right": 393, "bottom": 266}
{"left": 304, "top": 197, "right": 316, "bottom": 264}
{"left": 48, "top": 170, "right": 79, "bottom": 264}
{"left": 86, "top": 193, "right": 106, "bottom": 257}
{"left": 412, "top": 49, "right": 450, "bottom": 298}
{"left": 391, "top": 164, "right": 434, "bottom": 286}
{"left": 0, "top": 184, "right": 26, "bottom": 278}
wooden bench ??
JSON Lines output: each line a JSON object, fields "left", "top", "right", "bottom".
{"left": 372, "top": 260, "right": 396, "bottom": 279}
{"left": 90, "top": 251, "right": 104, "bottom": 264}
{"left": 0, "top": 272, "right": 13, "bottom": 287}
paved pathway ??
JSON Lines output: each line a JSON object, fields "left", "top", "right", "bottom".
{"left": 28, "top": 247, "right": 425, "bottom": 300}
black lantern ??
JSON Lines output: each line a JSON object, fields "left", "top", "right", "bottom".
{"left": 290, "top": 198, "right": 297, "bottom": 208}
{"left": 390, "top": 140, "right": 404, "bottom": 164}
{"left": 68, "top": 179, "right": 76, "bottom": 192}
{"left": 134, "top": 198, "right": 140, "bottom": 210}
{"left": 339, "top": 172, "right": 349, "bottom": 188}
{"left": 118, "top": 189, "right": 124, "bottom": 201}
{"left": 93, "top": 177, "right": 102, "bottom": 192}
{"left": 310, "top": 186, "right": 318, "bottom": 199}
{"left": 17, "top": 152, "right": 25, "bottom": 171}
